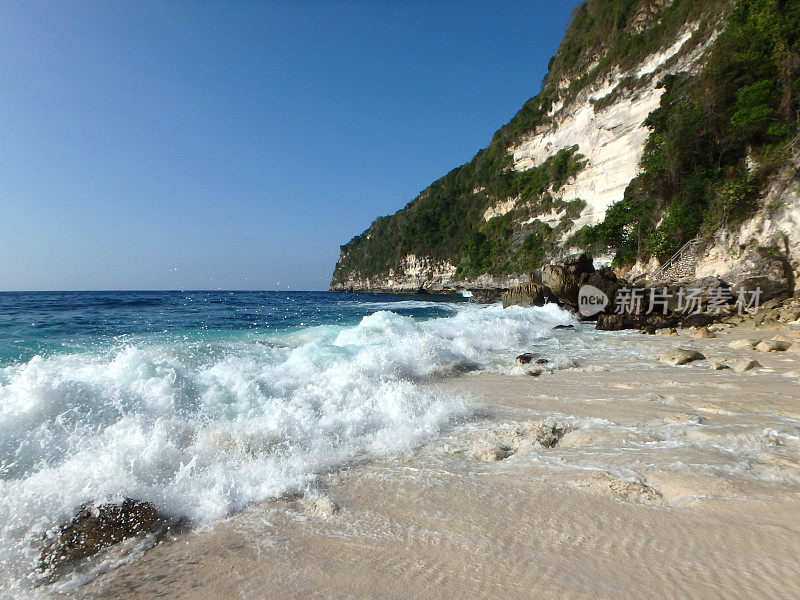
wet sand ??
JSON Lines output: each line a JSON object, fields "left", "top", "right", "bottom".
{"left": 77, "top": 324, "right": 800, "bottom": 600}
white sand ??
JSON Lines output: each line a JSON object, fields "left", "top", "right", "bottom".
{"left": 77, "top": 324, "right": 800, "bottom": 600}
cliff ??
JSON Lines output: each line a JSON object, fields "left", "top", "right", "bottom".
{"left": 331, "top": 0, "right": 800, "bottom": 294}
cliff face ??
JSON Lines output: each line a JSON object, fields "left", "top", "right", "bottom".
{"left": 507, "top": 22, "right": 718, "bottom": 241}
{"left": 331, "top": 0, "right": 800, "bottom": 293}
{"left": 695, "top": 143, "right": 800, "bottom": 288}
{"left": 332, "top": 253, "right": 533, "bottom": 294}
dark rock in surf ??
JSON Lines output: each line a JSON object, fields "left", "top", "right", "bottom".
{"left": 533, "top": 422, "right": 571, "bottom": 448}
{"left": 468, "top": 289, "right": 502, "bottom": 304}
{"left": 541, "top": 265, "right": 580, "bottom": 305}
{"left": 515, "top": 353, "right": 539, "bottom": 365}
{"left": 596, "top": 313, "right": 627, "bottom": 331}
{"left": 501, "top": 283, "right": 553, "bottom": 308}
{"left": 645, "top": 313, "right": 679, "bottom": 329}
{"left": 39, "top": 499, "right": 166, "bottom": 573}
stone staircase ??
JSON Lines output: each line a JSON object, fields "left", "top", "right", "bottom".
{"left": 650, "top": 238, "right": 701, "bottom": 283}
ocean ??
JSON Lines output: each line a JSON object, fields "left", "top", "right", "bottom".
{"left": 0, "top": 290, "right": 575, "bottom": 594}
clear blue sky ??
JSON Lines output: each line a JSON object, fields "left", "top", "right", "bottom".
{"left": 1, "top": 0, "right": 580, "bottom": 291}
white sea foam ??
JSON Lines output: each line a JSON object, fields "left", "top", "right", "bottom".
{"left": 0, "top": 302, "right": 574, "bottom": 596}
{"left": 340, "top": 299, "right": 462, "bottom": 311}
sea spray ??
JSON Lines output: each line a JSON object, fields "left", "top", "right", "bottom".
{"left": 0, "top": 297, "right": 575, "bottom": 595}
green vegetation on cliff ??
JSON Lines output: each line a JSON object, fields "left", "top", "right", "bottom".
{"left": 548, "top": 0, "right": 727, "bottom": 100}
{"left": 573, "top": 0, "right": 800, "bottom": 264}
{"left": 332, "top": 0, "right": 798, "bottom": 287}
{"left": 333, "top": 146, "right": 586, "bottom": 284}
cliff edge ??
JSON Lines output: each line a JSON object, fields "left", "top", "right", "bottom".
{"left": 331, "top": 0, "right": 800, "bottom": 294}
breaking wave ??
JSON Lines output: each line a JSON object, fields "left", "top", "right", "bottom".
{"left": 0, "top": 302, "right": 574, "bottom": 594}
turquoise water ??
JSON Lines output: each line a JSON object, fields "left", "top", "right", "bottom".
{"left": 0, "top": 290, "right": 465, "bottom": 365}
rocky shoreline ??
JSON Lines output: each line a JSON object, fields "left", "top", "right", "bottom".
{"left": 494, "top": 251, "right": 799, "bottom": 334}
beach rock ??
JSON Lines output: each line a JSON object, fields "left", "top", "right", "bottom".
{"left": 728, "top": 338, "right": 760, "bottom": 350}
{"left": 468, "top": 289, "right": 502, "bottom": 304}
{"left": 515, "top": 353, "right": 537, "bottom": 365}
{"left": 760, "top": 298, "right": 783, "bottom": 311}
{"left": 553, "top": 324, "right": 575, "bottom": 330}
{"left": 733, "top": 276, "right": 789, "bottom": 303}
{"left": 726, "top": 247, "right": 790, "bottom": 302}
{"left": 526, "top": 422, "right": 569, "bottom": 447}
{"left": 691, "top": 276, "right": 731, "bottom": 290}
{"left": 758, "top": 307, "right": 783, "bottom": 322}
{"left": 596, "top": 313, "right": 626, "bottom": 330}
{"left": 709, "top": 360, "right": 731, "bottom": 370}
{"left": 722, "top": 314, "right": 746, "bottom": 324}
{"left": 657, "top": 327, "right": 678, "bottom": 335}
{"left": 472, "top": 420, "right": 571, "bottom": 462}
{"left": 771, "top": 334, "right": 794, "bottom": 341}
{"left": 541, "top": 265, "right": 580, "bottom": 305}
{"left": 471, "top": 441, "right": 515, "bottom": 462}
{"left": 733, "top": 358, "right": 762, "bottom": 371}
{"left": 659, "top": 348, "right": 706, "bottom": 365}
{"left": 692, "top": 327, "right": 715, "bottom": 339}
{"left": 535, "top": 358, "right": 549, "bottom": 365}
{"left": 681, "top": 313, "right": 717, "bottom": 329}
{"left": 532, "top": 422, "right": 570, "bottom": 448}
{"left": 664, "top": 413, "right": 707, "bottom": 424}
{"left": 580, "top": 268, "right": 625, "bottom": 304}
{"left": 779, "top": 306, "right": 800, "bottom": 322}
{"left": 301, "top": 495, "right": 340, "bottom": 519}
{"left": 789, "top": 343, "right": 800, "bottom": 353}
{"left": 639, "top": 326, "right": 657, "bottom": 335}
{"left": 563, "top": 253, "right": 595, "bottom": 277}
{"left": 39, "top": 499, "right": 163, "bottom": 572}
{"left": 646, "top": 313, "right": 679, "bottom": 329}
{"left": 755, "top": 340, "right": 791, "bottom": 352}
{"left": 605, "top": 475, "right": 662, "bottom": 504}
{"left": 755, "top": 315, "right": 781, "bottom": 328}
{"left": 662, "top": 278, "right": 731, "bottom": 314}
{"left": 501, "top": 283, "right": 553, "bottom": 308}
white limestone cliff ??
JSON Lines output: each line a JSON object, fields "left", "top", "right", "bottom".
{"left": 499, "top": 24, "right": 717, "bottom": 238}
{"left": 332, "top": 253, "right": 533, "bottom": 293}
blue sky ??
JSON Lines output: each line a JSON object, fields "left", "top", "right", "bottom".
{"left": 1, "top": 0, "right": 580, "bottom": 291}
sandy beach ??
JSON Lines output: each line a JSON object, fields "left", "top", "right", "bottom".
{"left": 65, "top": 321, "right": 800, "bottom": 600}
